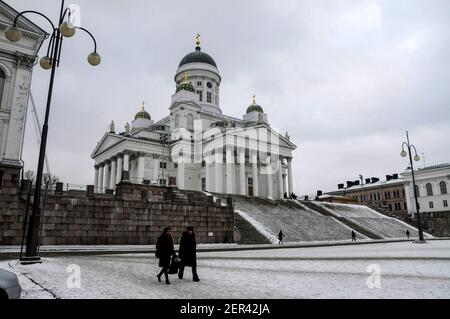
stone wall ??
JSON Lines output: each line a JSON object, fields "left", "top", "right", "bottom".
{"left": 0, "top": 168, "right": 235, "bottom": 246}
{"left": 409, "top": 212, "right": 450, "bottom": 237}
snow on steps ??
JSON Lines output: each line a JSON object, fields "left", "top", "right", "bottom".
{"left": 230, "top": 196, "right": 356, "bottom": 243}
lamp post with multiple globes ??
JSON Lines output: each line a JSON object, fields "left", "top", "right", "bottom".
{"left": 5, "top": 0, "right": 101, "bottom": 264}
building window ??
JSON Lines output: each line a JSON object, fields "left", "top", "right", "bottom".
{"left": 429, "top": 202, "right": 434, "bottom": 209}
{"left": 174, "top": 163, "right": 178, "bottom": 169}
{"left": 201, "top": 178, "right": 206, "bottom": 191}
{"left": 159, "top": 162, "right": 167, "bottom": 169}
{"left": 0, "top": 69, "right": 5, "bottom": 107}
{"left": 201, "top": 160, "right": 206, "bottom": 168}
{"left": 197, "top": 90, "right": 203, "bottom": 102}
{"left": 197, "top": 81, "right": 202, "bottom": 87}
{"left": 440, "top": 181, "right": 448, "bottom": 195}
{"left": 404, "top": 202, "right": 407, "bottom": 210}
{"left": 207, "top": 92, "right": 212, "bottom": 103}
{"left": 444, "top": 200, "right": 448, "bottom": 208}
{"left": 402, "top": 190, "right": 405, "bottom": 198}
{"left": 186, "top": 113, "right": 194, "bottom": 131}
{"left": 415, "top": 185, "right": 420, "bottom": 197}
{"left": 159, "top": 179, "right": 167, "bottom": 186}
{"left": 426, "top": 183, "right": 433, "bottom": 196}
{"left": 248, "top": 177, "right": 253, "bottom": 186}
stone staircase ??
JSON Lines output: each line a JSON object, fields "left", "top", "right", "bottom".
{"left": 300, "top": 201, "right": 383, "bottom": 240}
{"left": 234, "top": 213, "right": 272, "bottom": 244}
{"left": 169, "top": 188, "right": 190, "bottom": 205}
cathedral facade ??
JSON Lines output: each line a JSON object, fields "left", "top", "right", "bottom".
{"left": 91, "top": 37, "right": 297, "bottom": 199}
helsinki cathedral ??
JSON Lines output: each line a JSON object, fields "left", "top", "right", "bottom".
{"left": 91, "top": 35, "right": 297, "bottom": 199}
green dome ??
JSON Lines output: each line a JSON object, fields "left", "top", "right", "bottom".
{"left": 246, "top": 103, "right": 264, "bottom": 114}
{"left": 179, "top": 46, "right": 217, "bottom": 68}
{"left": 135, "top": 104, "right": 151, "bottom": 120}
{"left": 176, "top": 81, "right": 195, "bottom": 93}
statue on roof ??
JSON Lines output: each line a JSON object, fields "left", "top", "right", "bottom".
{"left": 125, "top": 122, "right": 130, "bottom": 134}
{"left": 109, "top": 120, "right": 115, "bottom": 133}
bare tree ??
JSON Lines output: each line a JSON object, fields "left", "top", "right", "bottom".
{"left": 42, "top": 173, "right": 60, "bottom": 191}
{"left": 24, "top": 170, "right": 35, "bottom": 181}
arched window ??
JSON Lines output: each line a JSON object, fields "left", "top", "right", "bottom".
{"left": 186, "top": 113, "right": 194, "bottom": 131}
{"left": 440, "top": 181, "right": 448, "bottom": 195}
{"left": 415, "top": 185, "right": 420, "bottom": 197}
{"left": 0, "top": 69, "right": 6, "bottom": 106}
{"left": 174, "top": 114, "right": 180, "bottom": 129}
{"left": 426, "top": 183, "right": 433, "bottom": 196}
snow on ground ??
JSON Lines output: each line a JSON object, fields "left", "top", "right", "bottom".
{"left": 2, "top": 240, "right": 449, "bottom": 299}
{"left": 233, "top": 197, "right": 353, "bottom": 242}
{"left": 315, "top": 202, "right": 430, "bottom": 239}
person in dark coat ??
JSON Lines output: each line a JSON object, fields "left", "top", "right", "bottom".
{"left": 406, "top": 229, "right": 410, "bottom": 239}
{"left": 351, "top": 230, "right": 356, "bottom": 242}
{"left": 278, "top": 230, "right": 285, "bottom": 244}
{"left": 178, "top": 226, "right": 200, "bottom": 282}
{"left": 156, "top": 227, "right": 176, "bottom": 284}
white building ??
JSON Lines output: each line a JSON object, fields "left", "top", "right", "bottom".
{"left": 402, "top": 163, "right": 450, "bottom": 216}
{"left": 0, "top": 1, "right": 46, "bottom": 172}
{"left": 91, "top": 37, "right": 297, "bottom": 198}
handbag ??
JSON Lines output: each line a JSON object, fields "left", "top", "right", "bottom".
{"left": 168, "top": 255, "right": 180, "bottom": 274}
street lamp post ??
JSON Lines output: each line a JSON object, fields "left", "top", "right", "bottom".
{"left": 6, "top": 0, "right": 100, "bottom": 264}
{"left": 401, "top": 131, "right": 425, "bottom": 243}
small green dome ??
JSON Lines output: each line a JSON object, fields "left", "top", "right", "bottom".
{"left": 135, "top": 103, "right": 151, "bottom": 120}
{"left": 246, "top": 103, "right": 264, "bottom": 114}
{"left": 176, "top": 81, "right": 195, "bottom": 93}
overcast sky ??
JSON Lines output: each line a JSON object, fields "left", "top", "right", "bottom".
{"left": 12, "top": 0, "right": 450, "bottom": 195}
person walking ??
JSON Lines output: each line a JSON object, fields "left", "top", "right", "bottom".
{"left": 351, "top": 230, "right": 356, "bottom": 242}
{"left": 156, "top": 227, "right": 176, "bottom": 285}
{"left": 406, "top": 229, "right": 410, "bottom": 239}
{"left": 278, "top": 230, "right": 285, "bottom": 244}
{"left": 178, "top": 226, "right": 200, "bottom": 282}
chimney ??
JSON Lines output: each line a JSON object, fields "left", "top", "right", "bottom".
{"left": 317, "top": 190, "right": 323, "bottom": 197}
{"left": 353, "top": 180, "right": 360, "bottom": 186}
{"left": 365, "top": 178, "right": 371, "bottom": 184}
{"left": 393, "top": 174, "right": 399, "bottom": 180}
{"left": 371, "top": 177, "right": 379, "bottom": 183}
{"left": 386, "top": 175, "right": 392, "bottom": 181}
{"left": 338, "top": 184, "right": 345, "bottom": 190}
{"left": 346, "top": 181, "right": 354, "bottom": 188}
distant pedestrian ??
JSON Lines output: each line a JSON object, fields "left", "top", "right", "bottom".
{"left": 284, "top": 193, "right": 288, "bottom": 199}
{"left": 178, "top": 226, "right": 200, "bottom": 282}
{"left": 406, "top": 230, "right": 410, "bottom": 239}
{"left": 156, "top": 227, "right": 176, "bottom": 285}
{"left": 351, "top": 230, "right": 356, "bottom": 242}
{"left": 278, "top": 230, "right": 285, "bottom": 244}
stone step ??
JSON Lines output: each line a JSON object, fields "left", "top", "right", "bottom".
{"left": 234, "top": 213, "right": 272, "bottom": 245}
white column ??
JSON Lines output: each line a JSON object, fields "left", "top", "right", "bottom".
{"left": 226, "top": 146, "right": 234, "bottom": 194}
{"left": 288, "top": 158, "right": 294, "bottom": 196}
{"left": 110, "top": 158, "right": 117, "bottom": 190}
{"left": 153, "top": 157, "right": 160, "bottom": 183}
{"left": 98, "top": 165, "right": 104, "bottom": 193}
{"left": 205, "top": 162, "right": 211, "bottom": 191}
{"left": 252, "top": 151, "right": 259, "bottom": 196}
{"left": 177, "top": 161, "right": 185, "bottom": 189}
{"left": 267, "top": 157, "right": 273, "bottom": 199}
{"left": 278, "top": 158, "right": 284, "bottom": 199}
{"left": 137, "top": 153, "right": 145, "bottom": 184}
{"left": 94, "top": 166, "right": 99, "bottom": 193}
{"left": 123, "top": 153, "right": 130, "bottom": 173}
{"left": 282, "top": 174, "right": 287, "bottom": 196}
{"left": 116, "top": 156, "right": 123, "bottom": 184}
{"left": 103, "top": 162, "right": 110, "bottom": 192}
{"left": 239, "top": 149, "right": 246, "bottom": 195}
{"left": 215, "top": 150, "right": 223, "bottom": 193}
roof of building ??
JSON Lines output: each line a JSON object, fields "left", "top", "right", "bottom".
{"left": 328, "top": 177, "right": 404, "bottom": 194}
{"left": 179, "top": 46, "right": 217, "bottom": 68}
{"left": 418, "top": 163, "right": 450, "bottom": 172}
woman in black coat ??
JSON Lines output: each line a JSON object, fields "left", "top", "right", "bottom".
{"left": 178, "top": 226, "right": 200, "bottom": 282}
{"left": 156, "top": 227, "right": 175, "bottom": 284}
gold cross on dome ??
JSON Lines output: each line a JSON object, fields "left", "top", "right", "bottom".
{"left": 141, "top": 101, "right": 145, "bottom": 111}
{"left": 196, "top": 33, "right": 201, "bottom": 47}
{"left": 252, "top": 94, "right": 256, "bottom": 104}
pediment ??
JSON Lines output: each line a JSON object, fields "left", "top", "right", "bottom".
{"left": 91, "top": 134, "right": 124, "bottom": 158}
